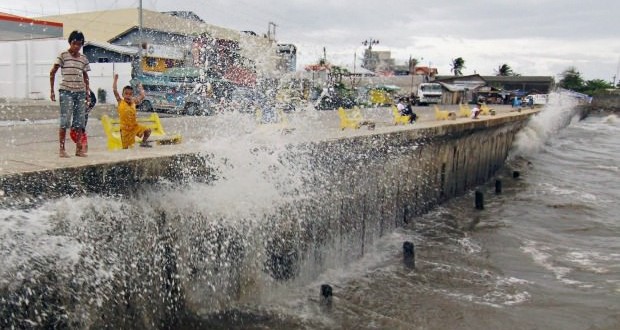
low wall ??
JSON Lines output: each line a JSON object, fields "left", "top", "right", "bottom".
{"left": 589, "top": 93, "right": 620, "bottom": 112}
{"left": 1, "top": 112, "right": 532, "bottom": 328}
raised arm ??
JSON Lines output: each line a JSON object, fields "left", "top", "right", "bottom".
{"left": 112, "top": 74, "right": 121, "bottom": 102}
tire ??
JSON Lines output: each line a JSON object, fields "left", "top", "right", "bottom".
{"left": 139, "top": 100, "right": 153, "bottom": 112}
{"left": 185, "top": 103, "right": 199, "bottom": 116}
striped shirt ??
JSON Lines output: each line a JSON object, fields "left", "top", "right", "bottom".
{"left": 55, "top": 51, "right": 90, "bottom": 92}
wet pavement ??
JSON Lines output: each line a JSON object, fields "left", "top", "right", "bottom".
{"left": 0, "top": 102, "right": 530, "bottom": 177}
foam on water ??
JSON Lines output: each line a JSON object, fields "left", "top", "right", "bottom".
{"left": 510, "top": 91, "right": 583, "bottom": 159}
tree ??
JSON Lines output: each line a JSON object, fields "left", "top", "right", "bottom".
{"left": 495, "top": 64, "right": 514, "bottom": 76}
{"left": 558, "top": 66, "right": 584, "bottom": 91}
{"left": 408, "top": 57, "right": 420, "bottom": 72}
{"left": 581, "top": 79, "right": 613, "bottom": 95}
{"left": 450, "top": 57, "right": 466, "bottom": 76}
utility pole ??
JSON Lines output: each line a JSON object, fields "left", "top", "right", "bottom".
{"left": 139, "top": 0, "right": 143, "bottom": 43}
{"left": 267, "top": 22, "right": 277, "bottom": 42}
{"left": 137, "top": 0, "right": 143, "bottom": 77}
{"left": 614, "top": 56, "right": 620, "bottom": 87}
{"left": 361, "top": 38, "right": 379, "bottom": 70}
{"left": 362, "top": 38, "right": 379, "bottom": 51}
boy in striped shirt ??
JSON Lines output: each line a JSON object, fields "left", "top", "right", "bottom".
{"left": 50, "top": 30, "right": 91, "bottom": 157}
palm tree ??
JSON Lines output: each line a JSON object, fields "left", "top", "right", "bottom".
{"left": 408, "top": 57, "right": 420, "bottom": 72}
{"left": 495, "top": 64, "right": 514, "bottom": 76}
{"left": 559, "top": 66, "right": 585, "bottom": 91}
{"left": 450, "top": 57, "right": 465, "bottom": 76}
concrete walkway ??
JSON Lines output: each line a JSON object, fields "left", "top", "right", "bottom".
{"left": 0, "top": 103, "right": 531, "bottom": 177}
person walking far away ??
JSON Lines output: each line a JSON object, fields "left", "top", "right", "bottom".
{"left": 112, "top": 74, "right": 151, "bottom": 149}
{"left": 49, "top": 30, "right": 91, "bottom": 157}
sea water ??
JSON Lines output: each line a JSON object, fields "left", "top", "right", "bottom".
{"left": 2, "top": 102, "right": 618, "bottom": 329}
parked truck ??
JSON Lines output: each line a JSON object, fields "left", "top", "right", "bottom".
{"left": 132, "top": 42, "right": 248, "bottom": 115}
{"left": 413, "top": 82, "right": 443, "bottom": 105}
{"left": 135, "top": 67, "right": 233, "bottom": 115}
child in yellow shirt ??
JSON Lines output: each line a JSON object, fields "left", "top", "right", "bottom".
{"left": 112, "top": 74, "right": 151, "bottom": 148}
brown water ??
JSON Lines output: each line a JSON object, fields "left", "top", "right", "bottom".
{"left": 2, "top": 106, "right": 618, "bottom": 329}
{"left": 186, "top": 113, "right": 620, "bottom": 330}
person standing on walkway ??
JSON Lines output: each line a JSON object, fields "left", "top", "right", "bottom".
{"left": 50, "top": 30, "right": 91, "bottom": 157}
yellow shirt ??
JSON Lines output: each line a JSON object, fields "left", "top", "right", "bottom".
{"left": 117, "top": 100, "right": 147, "bottom": 148}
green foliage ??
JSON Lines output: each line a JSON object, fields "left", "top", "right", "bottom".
{"left": 581, "top": 79, "right": 613, "bottom": 95}
{"left": 408, "top": 57, "right": 420, "bottom": 70}
{"left": 558, "top": 67, "right": 584, "bottom": 91}
{"left": 450, "top": 57, "right": 466, "bottom": 76}
{"left": 496, "top": 64, "right": 516, "bottom": 76}
{"left": 559, "top": 66, "right": 615, "bottom": 95}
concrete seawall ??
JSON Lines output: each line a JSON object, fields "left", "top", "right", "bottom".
{"left": 255, "top": 111, "right": 529, "bottom": 278}
{"left": 1, "top": 110, "right": 529, "bottom": 203}
{"left": 589, "top": 93, "right": 620, "bottom": 112}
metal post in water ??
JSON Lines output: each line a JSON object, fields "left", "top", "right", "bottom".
{"left": 320, "top": 284, "right": 333, "bottom": 305}
{"left": 403, "top": 241, "right": 415, "bottom": 268}
{"left": 495, "top": 179, "right": 502, "bottom": 194}
{"left": 513, "top": 171, "right": 520, "bottom": 179}
{"left": 475, "top": 190, "right": 484, "bottom": 210}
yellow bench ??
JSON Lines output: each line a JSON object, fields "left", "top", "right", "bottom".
{"left": 392, "top": 106, "right": 411, "bottom": 125}
{"left": 369, "top": 89, "right": 392, "bottom": 105}
{"left": 459, "top": 103, "right": 471, "bottom": 118}
{"left": 434, "top": 105, "right": 456, "bottom": 120}
{"left": 255, "top": 107, "right": 294, "bottom": 134}
{"left": 480, "top": 103, "right": 495, "bottom": 115}
{"left": 101, "top": 113, "right": 181, "bottom": 150}
{"left": 337, "top": 107, "right": 374, "bottom": 130}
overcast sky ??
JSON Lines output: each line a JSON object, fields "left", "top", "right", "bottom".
{"left": 3, "top": 0, "right": 619, "bottom": 81}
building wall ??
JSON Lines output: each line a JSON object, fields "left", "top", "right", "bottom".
{"left": 83, "top": 47, "right": 133, "bottom": 63}
{"left": 0, "top": 39, "right": 131, "bottom": 101}
{"left": 0, "top": 39, "right": 65, "bottom": 99}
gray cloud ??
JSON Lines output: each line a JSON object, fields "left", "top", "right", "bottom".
{"left": 3, "top": 0, "right": 620, "bottom": 80}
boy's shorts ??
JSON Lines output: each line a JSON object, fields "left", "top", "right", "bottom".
{"left": 121, "top": 124, "right": 149, "bottom": 148}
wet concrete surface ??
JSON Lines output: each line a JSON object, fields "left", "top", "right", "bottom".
{"left": 0, "top": 102, "right": 530, "bottom": 177}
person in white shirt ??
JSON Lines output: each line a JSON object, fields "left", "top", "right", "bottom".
{"left": 397, "top": 98, "right": 417, "bottom": 123}
{"left": 471, "top": 103, "right": 481, "bottom": 119}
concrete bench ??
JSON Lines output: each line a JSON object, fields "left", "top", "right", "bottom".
{"left": 101, "top": 113, "right": 181, "bottom": 150}
{"left": 256, "top": 107, "right": 295, "bottom": 134}
{"left": 392, "top": 106, "right": 412, "bottom": 125}
{"left": 337, "top": 107, "right": 375, "bottom": 130}
{"left": 481, "top": 103, "right": 495, "bottom": 115}
{"left": 459, "top": 103, "right": 472, "bottom": 118}
{"left": 434, "top": 105, "right": 456, "bottom": 120}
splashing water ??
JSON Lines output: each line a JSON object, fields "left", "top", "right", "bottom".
{"left": 510, "top": 91, "right": 584, "bottom": 159}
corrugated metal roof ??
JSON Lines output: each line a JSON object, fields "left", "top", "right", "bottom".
{"left": 0, "top": 11, "right": 63, "bottom": 41}
{"left": 482, "top": 76, "right": 554, "bottom": 83}
{"left": 42, "top": 8, "right": 244, "bottom": 42}
{"left": 84, "top": 40, "right": 138, "bottom": 55}
{"left": 437, "top": 82, "right": 466, "bottom": 92}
